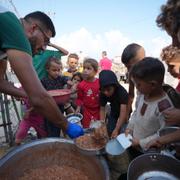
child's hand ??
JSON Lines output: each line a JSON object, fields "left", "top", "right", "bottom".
{"left": 125, "top": 128, "right": 132, "bottom": 137}
{"left": 24, "top": 107, "right": 34, "bottom": 119}
{"left": 146, "top": 138, "right": 163, "bottom": 149}
{"left": 75, "top": 106, "right": 81, "bottom": 114}
{"left": 111, "top": 128, "right": 119, "bottom": 139}
{"left": 67, "top": 80, "right": 73, "bottom": 87}
{"left": 131, "top": 137, "right": 140, "bottom": 146}
{"left": 163, "top": 108, "right": 180, "bottom": 126}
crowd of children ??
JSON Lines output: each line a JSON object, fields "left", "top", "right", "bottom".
{"left": 14, "top": 0, "right": 180, "bottom": 179}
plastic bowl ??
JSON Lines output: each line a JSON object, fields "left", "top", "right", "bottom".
{"left": 48, "top": 89, "right": 71, "bottom": 104}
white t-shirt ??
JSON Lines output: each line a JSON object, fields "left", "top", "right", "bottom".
{"left": 128, "top": 93, "right": 174, "bottom": 149}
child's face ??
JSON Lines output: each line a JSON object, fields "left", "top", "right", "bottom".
{"left": 83, "top": 63, "right": 97, "bottom": 80}
{"left": 101, "top": 86, "right": 115, "bottom": 97}
{"left": 125, "top": 48, "right": 145, "bottom": 71}
{"left": 47, "top": 62, "right": 62, "bottom": 79}
{"left": 67, "top": 58, "right": 78, "bottom": 70}
{"left": 167, "top": 63, "right": 180, "bottom": 78}
{"left": 132, "top": 77, "right": 153, "bottom": 95}
{"left": 72, "top": 75, "right": 82, "bottom": 84}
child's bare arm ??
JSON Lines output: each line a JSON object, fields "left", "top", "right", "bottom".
{"left": 100, "top": 106, "right": 106, "bottom": 121}
{"left": 75, "top": 106, "right": 81, "bottom": 113}
{"left": 111, "top": 104, "right": 127, "bottom": 138}
{"left": 126, "top": 80, "right": 135, "bottom": 120}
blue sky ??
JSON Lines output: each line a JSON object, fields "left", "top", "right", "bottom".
{"left": 2, "top": 0, "right": 171, "bottom": 59}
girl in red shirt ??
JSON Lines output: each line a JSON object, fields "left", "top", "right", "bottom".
{"left": 76, "top": 58, "right": 100, "bottom": 128}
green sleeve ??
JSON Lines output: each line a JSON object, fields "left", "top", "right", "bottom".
{"left": 0, "top": 11, "right": 32, "bottom": 56}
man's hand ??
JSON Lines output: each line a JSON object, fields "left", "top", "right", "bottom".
{"left": 66, "top": 122, "right": 84, "bottom": 138}
{"left": 163, "top": 108, "right": 180, "bottom": 125}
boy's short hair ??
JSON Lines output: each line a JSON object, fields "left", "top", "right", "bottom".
{"left": 156, "top": 0, "right": 180, "bottom": 36}
{"left": 102, "top": 51, "right": 107, "bottom": 56}
{"left": 67, "top": 53, "right": 79, "bottom": 61}
{"left": 130, "top": 57, "right": 165, "bottom": 83}
{"left": 121, "top": 43, "right": 142, "bottom": 65}
{"left": 83, "top": 58, "right": 98, "bottom": 72}
{"left": 45, "top": 56, "right": 62, "bottom": 69}
{"left": 24, "top": 11, "right": 55, "bottom": 37}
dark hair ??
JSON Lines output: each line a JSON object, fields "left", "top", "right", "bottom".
{"left": 24, "top": 11, "right": 55, "bottom": 37}
{"left": 72, "top": 72, "right": 83, "bottom": 81}
{"left": 121, "top": 43, "right": 143, "bottom": 64}
{"left": 130, "top": 57, "right": 165, "bottom": 83}
{"left": 156, "top": 0, "right": 180, "bottom": 36}
{"left": 68, "top": 53, "right": 79, "bottom": 61}
{"left": 83, "top": 58, "right": 99, "bottom": 72}
{"left": 45, "top": 56, "right": 62, "bottom": 69}
{"left": 102, "top": 51, "right": 107, "bottom": 56}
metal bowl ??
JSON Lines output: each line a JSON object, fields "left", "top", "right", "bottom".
{"left": 127, "top": 153, "right": 180, "bottom": 180}
{"left": 66, "top": 113, "right": 83, "bottom": 124}
{"left": 48, "top": 89, "right": 71, "bottom": 104}
{"left": 0, "top": 138, "right": 109, "bottom": 180}
{"left": 158, "top": 126, "right": 180, "bottom": 136}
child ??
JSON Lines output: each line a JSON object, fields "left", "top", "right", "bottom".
{"left": 121, "top": 43, "right": 145, "bottom": 119}
{"left": 70, "top": 72, "right": 83, "bottom": 108}
{"left": 156, "top": 0, "right": 180, "bottom": 47}
{"left": 126, "top": 57, "right": 174, "bottom": 151}
{"left": 99, "top": 70, "right": 128, "bottom": 138}
{"left": 15, "top": 99, "right": 47, "bottom": 145}
{"left": 76, "top": 58, "right": 100, "bottom": 128}
{"left": 63, "top": 53, "right": 79, "bottom": 78}
{"left": 161, "top": 45, "right": 180, "bottom": 92}
{"left": 41, "top": 57, "right": 73, "bottom": 137}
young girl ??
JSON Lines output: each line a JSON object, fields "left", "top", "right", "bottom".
{"left": 76, "top": 58, "right": 100, "bottom": 128}
{"left": 41, "top": 57, "right": 74, "bottom": 137}
{"left": 70, "top": 72, "right": 83, "bottom": 109}
{"left": 15, "top": 99, "right": 47, "bottom": 145}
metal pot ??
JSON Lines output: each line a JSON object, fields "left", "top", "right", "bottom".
{"left": 74, "top": 134, "right": 107, "bottom": 156}
{"left": 0, "top": 138, "right": 109, "bottom": 180}
{"left": 127, "top": 153, "right": 180, "bottom": 180}
{"left": 158, "top": 126, "right": 180, "bottom": 137}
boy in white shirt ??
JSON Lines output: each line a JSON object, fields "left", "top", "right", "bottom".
{"left": 126, "top": 57, "right": 174, "bottom": 151}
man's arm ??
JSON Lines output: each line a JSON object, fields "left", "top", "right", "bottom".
{"left": 0, "top": 60, "right": 26, "bottom": 98}
{"left": 7, "top": 49, "right": 68, "bottom": 130}
{"left": 48, "top": 43, "right": 69, "bottom": 55}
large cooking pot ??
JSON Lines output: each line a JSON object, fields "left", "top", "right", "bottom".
{"left": 127, "top": 153, "right": 180, "bottom": 180}
{"left": 0, "top": 138, "right": 109, "bottom": 180}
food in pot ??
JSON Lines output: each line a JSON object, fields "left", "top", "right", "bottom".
{"left": 19, "top": 165, "right": 89, "bottom": 180}
{"left": 75, "top": 133, "right": 107, "bottom": 150}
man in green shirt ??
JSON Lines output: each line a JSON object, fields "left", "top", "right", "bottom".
{"left": 0, "top": 6, "right": 83, "bottom": 138}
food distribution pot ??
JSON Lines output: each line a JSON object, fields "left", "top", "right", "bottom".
{"left": 127, "top": 153, "right": 180, "bottom": 180}
{"left": 0, "top": 138, "right": 109, "bottom": 180}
